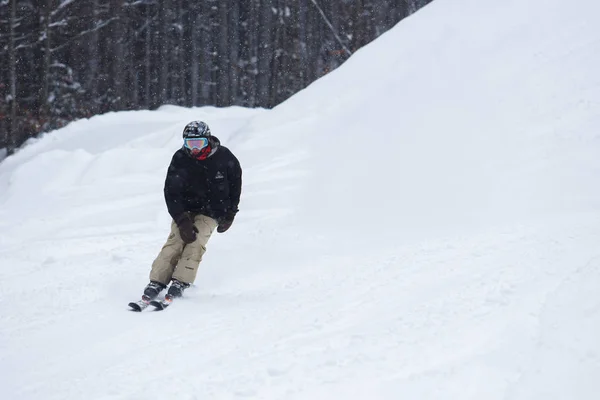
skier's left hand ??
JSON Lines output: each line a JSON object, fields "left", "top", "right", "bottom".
{"left": 217, "top": 211, "right": 236, "bottom": 233}
{"left": 217, "top": 218, "right": 234, "bottom": 233}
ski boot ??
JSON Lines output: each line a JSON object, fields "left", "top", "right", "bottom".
{"left": 167, "top": 279, "right": 190, "bottom": 298}
{"left": 143, "top": 281, "right": 167, "bottom": 300}
{"left": 129, "top": 281, "right": 167, "bottom": 311}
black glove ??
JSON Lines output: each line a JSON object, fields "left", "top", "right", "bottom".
{"left": 175, "top": 214, "right": 198, "bottom": 244}
{"left": 217, "top": 210, "right": 237, "bottom": 233}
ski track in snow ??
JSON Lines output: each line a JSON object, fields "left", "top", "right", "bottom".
{"left": 1, "top": 213, "right": 599, "bottom": 399}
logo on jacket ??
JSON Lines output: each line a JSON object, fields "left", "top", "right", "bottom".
{"left": 215, "top": 171, "right": 224, "bottom": 180}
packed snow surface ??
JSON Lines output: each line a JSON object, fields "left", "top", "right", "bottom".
{"left": 1, "top": 0, "right": 600, "bottom": 398}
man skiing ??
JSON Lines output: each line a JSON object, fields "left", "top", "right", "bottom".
{"left": 132, "top": 120, "right": 241, "bottom": 309}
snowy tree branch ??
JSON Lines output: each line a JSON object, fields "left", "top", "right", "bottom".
{"left": 50, "top": 18, "right": 117, "bottom": 53}
{"left": 309, "top": 0, "right": 353, "bottom": 57}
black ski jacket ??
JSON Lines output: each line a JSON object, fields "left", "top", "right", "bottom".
{"left": 163, "top": 141, "right": 242, "bottom": 222}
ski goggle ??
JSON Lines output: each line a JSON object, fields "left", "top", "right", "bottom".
{"left": 184, "top": 137, "right": 209, "bottom": 151}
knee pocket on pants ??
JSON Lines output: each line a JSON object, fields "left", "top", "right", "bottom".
{"left": 182, "top": 244, "right": 206, "bottom": 262}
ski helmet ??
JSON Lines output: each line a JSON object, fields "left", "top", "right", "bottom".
{"left": 182, "top": 121, "right": 213, "bottom": 160}
{"left": 182, "top": 120, "right": 211, "bottom": 139}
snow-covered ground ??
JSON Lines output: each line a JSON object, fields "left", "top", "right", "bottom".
{"left": 1, "top": 0, "right": 600, "bottom": 398}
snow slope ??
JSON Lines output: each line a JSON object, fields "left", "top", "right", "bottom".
{"left": 1, "top": 0, "right": 600, "bottom": 398}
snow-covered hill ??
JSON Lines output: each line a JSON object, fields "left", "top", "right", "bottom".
{"left": 1, "top": 0, "right": 600, "bottom": 399}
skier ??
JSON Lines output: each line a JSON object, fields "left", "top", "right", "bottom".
{"left": 138, "top": 120, "right": 242, "bottom": 305}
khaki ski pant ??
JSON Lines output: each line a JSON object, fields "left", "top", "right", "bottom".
{"left": 150, "top": 214, "right": 218, "bottom": 285}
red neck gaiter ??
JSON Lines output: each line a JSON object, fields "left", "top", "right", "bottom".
{"left": 195, "top": 145, "right": 212, "bottom": 160}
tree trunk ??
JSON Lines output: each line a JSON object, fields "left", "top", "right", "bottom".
{"left": 171, "top": 0, "right": 184, "bottom": 105}
{"left": 269, "top": 1, "right": 283, "bottom": 106}
{"left": 7, "top": 0, "right": 17, "bottom": 153}
{"left": 190, "top": 3, "right": 200, "bottom": 106}
{"left": 216, "top": 0, "right": 230, "bottom": 106}
{"left": 144, "top": 3, "right": 152, "bottom": 108}
{"left": 158, "top": 1, "right": 169, "bottom": 105}
{"left": 298, "top": 0, "right": 309, "bottom": 89}
{"left": 228, "top": 0, "right": 240, "bottom": 105}
{"left": 248, "top": 0, "right": 259, "bottom": 106}
{"left": 86, "top": 0, "right": 100, "bottom": 115}
{"left": 198, "top": 1, "right": 214, "bottom": 104}
{"left": 257, "top": 0, "right": 274, "bottom": 107}
{"left": 110, "top": 0, "right": 125, "bottom": 109}
{"left": 39, "top": 0, "right": 52, "bottom": 121}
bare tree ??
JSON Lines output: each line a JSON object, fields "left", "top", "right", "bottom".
{"left": 310, "top": 0, "right": 352, "bottom": 57}
{"left": 237, "top": 0, "right": 258, "bottom": 106}
{"left": 0, "top": 0, "right": 435, "bottom": 153}
{"left": 7, "top": 0, "right": 17, "bottom": 153}
{"left": 228, "top": 0, "right": 240, "bottom": 105}
{"left": 189, "top": 1, "right": 200, "bottom": 106}
{"left": 200, "top": 0, "right": 218, "bottom": 105}
{"left": 39, "top": 1, "right": 52, "bottom": 121}
{"left": 83, "top": 0, "right": 100, "bottom": 115}
{"left": 158, "top": 1, "right": 170, "bottom": 105}
{"left": 109, "top": 0, "right": 125, "bottom": 109}
{"left": 257, "top": 0, "right": 275, "bottom": 107}
{"left": 216, "top": 0, "right": 230, "bottom": 106}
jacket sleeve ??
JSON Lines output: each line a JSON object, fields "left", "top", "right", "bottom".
{"left": 164, "top": 151, "right": 188, "bottom": 220}
{"left": 227, "top": 154, "right": 242, "bottom": 214}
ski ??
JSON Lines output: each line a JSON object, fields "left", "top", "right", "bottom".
{"left": 150, "top": 294, "right": 175, "bottom": 311}
{"left": 128, "top": 295, "right": 152, "bottom": 312}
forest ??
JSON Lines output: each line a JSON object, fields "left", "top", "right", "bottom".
{"left": 0, "top": 0, "right": 432, "bottom": 154}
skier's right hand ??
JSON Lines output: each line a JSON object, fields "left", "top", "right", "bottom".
{"left": 175, "top": 214, "right": 198, "bottom": 244}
